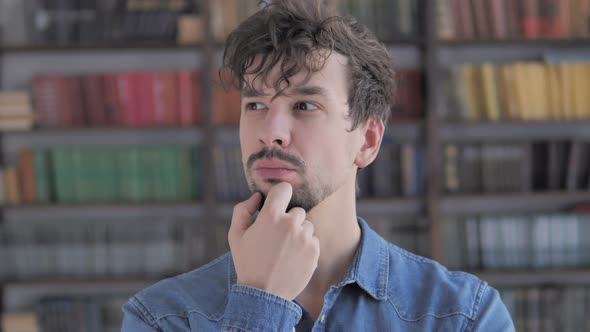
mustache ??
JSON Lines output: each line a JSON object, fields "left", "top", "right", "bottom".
{"left": 246, "top": 147, "right": 305, "bottom": 171}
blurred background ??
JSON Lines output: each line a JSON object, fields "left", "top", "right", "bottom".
{"left": 0, "top": 0, "right": 589, "bottom": 331}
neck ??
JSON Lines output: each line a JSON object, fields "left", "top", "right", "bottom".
{"left": 300, "top": 176, "right": 362, "bottom": 295}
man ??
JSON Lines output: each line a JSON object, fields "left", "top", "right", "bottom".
{"left": 122, "top": 0, "right": 515, "bottom": 331}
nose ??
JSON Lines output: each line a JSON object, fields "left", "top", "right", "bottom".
{"left": 258, "top": 109, "right": 291, "bottom": 148}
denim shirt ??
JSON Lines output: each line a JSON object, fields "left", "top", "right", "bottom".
{"left": 122, "top": 217, "right": 515, "bottom": 331}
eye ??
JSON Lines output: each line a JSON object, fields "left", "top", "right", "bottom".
{"left": 245, "top": 102, "right": 266, "bottom": 111}
{"left": 294, "top": 102, "right": 319, "bottom": 111}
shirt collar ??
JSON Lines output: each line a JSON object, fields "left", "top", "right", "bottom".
{"left": 335, "top": 217, "right": 389, "bottom": 301}
{"left": 227, "top": 216, "right": 389, "bottom": 301}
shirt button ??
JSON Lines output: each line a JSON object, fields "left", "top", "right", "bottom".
{"left": 320, "top": 315, "right": 326, "bottom": 323}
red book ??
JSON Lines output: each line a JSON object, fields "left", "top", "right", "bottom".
{"left": 471, "top": 0, "right": 490, "bottom": 39}
{"left": 391, "top": 70, "right": 423, "bottom": 120}
{"left": 540, "top": 0, "right": 563, "bottom": 38}
{"left": 457, "top": 0, "right": 475, "bottom": 39}
{"left": 489, "top": 0, "right": 509, "bottom": 40}
{"left": 522, "top": 0, "right": 542, "bottom": 39}
{"left": 32, "top": 75, "right": 62, "bottom": 128}
{"left": 104, "top": 74, "right": 122, "bottom": 126}
{"left": 178, "top": 70, "right": 201, "bottom": 126}
{"left": 505, "top": 0, "right": 522, "bottom": 38}
{"left": 558, "top": 0, "right": 572, "bottom": 38}
{"left": 17, "top": 150, "right": 37, "bottom": 204}
{"left": 68, "top": 76, "right": 86, "bottom": 127}
{"left": 115, "top": 73, "right": 133, "bottom": 127}
{"left": 136, "top": 72, "right": 155, "bottom": 127}
{"left": 82, "top": 75, "right": 107, "bottom": 127}
{"left": 58, "top": 76, "right": 74, "bottom": 128}
{"left": 224, "top": 87, "right": 241, "bottom": 126}
{"left": 153, "top": 71, "right": 179, "bottom": 126}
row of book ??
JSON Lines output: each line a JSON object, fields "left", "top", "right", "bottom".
{"left": 365, "top": 215, "right": 429, "bottom": 257}
{"left": 211, "top": 141, "right": 427, "bottom": 201}
{"left": 0, "top": 91, "right": 34, "bottom": 131}
{"left": 209, "top": 141, "right": 428, "bottom": 202}
{"left": 438, "top": 0, "right": 590, "bottom": 40}
{"left": 443, "top": 61, "right": 590, "bottom": 122}
{"left": 443, "top": 141, "right": 590, "bottom": 194}
{"left": 0, "top": 145, "right": 201, "bottom": 206}
{"left": 32, "top": 71, "right": 204, "bottom": 128}
{"left": 334, "top": 0, "right": 421, "bottom": 42}
{"left": 359, "top": 141, "right": 426, "bottom": 198}
{"left": 1, "top": 295, "right": 129, "bottom": 332}
{"left": 0, "top": 219, "right": 191, "bottom": 280}
{"left": 391, "top": 69, "right": 423, "bottom": 120}
{"left": 0, "top": 0, "right": 199, "bottom": 46}
{"left": 500, "top": 286, "right": 590, "bottom": 332}
{"left": 442, "top": 213, "right": 590, "bottom": 271}
{"left": 28, "top": 68, "right": 421, "bottom": 130}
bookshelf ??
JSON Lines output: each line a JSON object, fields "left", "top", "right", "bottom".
{"left": 1, "top": 0, "right": 590, "bottom": 330}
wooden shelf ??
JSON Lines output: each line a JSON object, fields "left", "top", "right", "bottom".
{"left": 1, "top": 43, "right": 206, "bottom": 52}
{"left": 9, "top": 120, "right": 590, "bottom": 147}
{"left": 385, "top": 121, "right": 423, "bottom": 142}
{"left": 2, "top": 125, "right": 419, "bottom": 149}
{"left": 1, "top": 127, "right": 204, "bottom": 151}
{"left": 439, "top": 39, "right": 590, "bottom": 65}
{"left": 0, "top": 277, "right": 162, "bottom": 287}
{"left": 441, "top": 192, "right": 590, "bottom": 215}
{"left": 2, "top": 202, "right": 206, "bottom": 221}
{"left": 440, "top": 121, "right": 590, "bottom": 142}
{"left": 475, "top": 269, "right": 590, "bottom": 287}
{"left": 442, "top": 39, "right": 590, "bottom": 47}
{"left": 217, "top": 197, "right": 423, "bottom": 218}
{"left": 2, "top": 278, "right": 157, "bottom": 312}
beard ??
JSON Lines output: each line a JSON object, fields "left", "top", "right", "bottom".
{"left": 245, "top": 147, "right": 334, "bottom": 213}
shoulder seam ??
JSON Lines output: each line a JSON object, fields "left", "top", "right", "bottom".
{"left": 130, "top": 296, "right": 161, "bottom": 330}
{"left": 463, "top": 281, "right": 489, "bottom": 332}
{"left": 388, "top": 243, "right": 434, "bottom": 265}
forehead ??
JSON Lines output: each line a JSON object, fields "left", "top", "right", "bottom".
{"left": 242, "top": 51, "right": 349, "bottom": 96}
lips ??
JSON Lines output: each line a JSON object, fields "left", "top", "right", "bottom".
{"left": 253, "top": 159, "right": 298, "bottom": 179}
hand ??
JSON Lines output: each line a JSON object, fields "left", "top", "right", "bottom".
{"left": 228, "top": 182, "right": 320, "bottom": 300}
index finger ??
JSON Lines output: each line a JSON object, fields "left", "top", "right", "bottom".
{"left": 259, "top": 182, "right": 293, "bottom": 220}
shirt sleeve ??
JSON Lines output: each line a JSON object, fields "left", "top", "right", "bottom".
{"left": 121, "top": 296, "right": 161, "bottom": 332}
{"left": 469, "top": 285, "right": 515, "bottom": 332}
{"left": 221, "top": 284, "right": 302, "bottom": 331}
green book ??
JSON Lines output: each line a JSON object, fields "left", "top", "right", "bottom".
{"left": 190, "top": 145, "right": 202, "bottom": 200}
{"left": 34, "top": 149, "right": 51, "bottom": 204}
{"left": 51, "top": 148, "right": 73, "bottom": 203}
{"left": 131, "top": 147, "right": 144, "bottom": 202}
{"left": 176, "top": 145, "right": 192, "bottom": 201}
{"left": 116, "top": 147, "right": 132, "bottom": 201}
{"left": 159, "top": 146, "right": 177, "bottom": 202}
{"left": 104, "top": 148, "right": 117, "bottom": 202}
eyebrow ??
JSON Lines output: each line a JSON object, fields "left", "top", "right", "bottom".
{"left": 241, "top": 85, "right": 328, "bottom": 99}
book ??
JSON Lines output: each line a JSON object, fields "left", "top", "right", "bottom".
{"left": 32, "top": 70, "right": 203, "bottom": 128}
{"left": 1, "top": 312, "right": 40, "bottom": 332}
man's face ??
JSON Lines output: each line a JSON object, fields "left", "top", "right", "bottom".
{"left": 239, "top": 52, "right": 363, "bottom": 212}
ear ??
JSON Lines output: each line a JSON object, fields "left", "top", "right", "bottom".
{"left": 354, "top": 117, "right": 385, "bottom": 169}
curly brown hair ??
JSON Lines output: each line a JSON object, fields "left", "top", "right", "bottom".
{"left": 220, "top": 0, "right": 396, "bottom": 130}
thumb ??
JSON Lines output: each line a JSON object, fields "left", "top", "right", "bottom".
{"left": 229, "top": 192, "right": 262, "bottom": 241}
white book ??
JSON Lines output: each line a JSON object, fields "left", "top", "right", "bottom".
{"left": 549, "top": 214, "right": 566, "bottom": 268}
{"left": 517, "top": 217, "right": 530, "bottom": 269}
{"left": 564, "top": 215, "right": 580, "bottom": 267}
{"left": 581, "top": 215, "right": 590, "bottom": 266}
{"left": 503, "top": 217, "right": 519, "bottom": 269}
{"left": 532, "top": 215, "right": 551, "bottom": 269}
{"left": 480, "top": 217, "right": 498, "bottom": 269}
{"left": 464, "top": 217, "right": 480, "bottom": 270}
